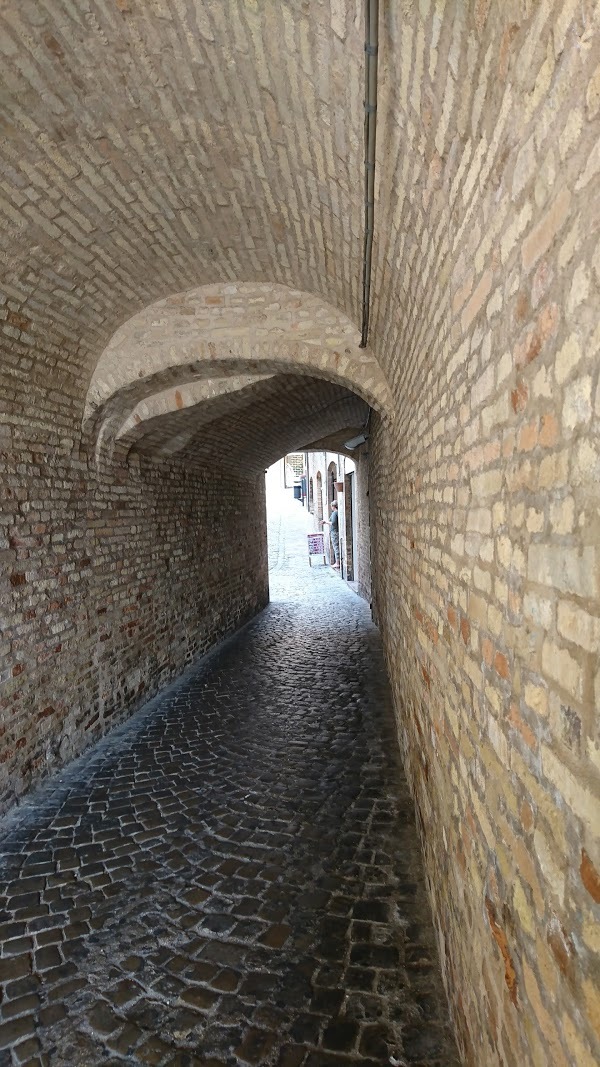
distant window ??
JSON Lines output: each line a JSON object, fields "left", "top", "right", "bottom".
{"left": 284, "top": 452, "right": 304, "bottom": 486}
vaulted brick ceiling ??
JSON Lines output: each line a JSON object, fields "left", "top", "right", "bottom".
{"left": 0, "top": 0, "right": 365, "bottom": 431}
{"left": 125, "top": 376, "right": 369, "bottom": 470}
{"left": 84, "top": 280, "right": 389, "bottom": 468}
{"left": 0, "top": 0, "right": 379, "bottom": 465}
{"left": 2, "top": 0, "right": 590, "bottom": 455}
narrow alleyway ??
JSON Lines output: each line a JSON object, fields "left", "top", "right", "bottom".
{"left": 0, "top": 494, "right": 459, "bottom": 1067}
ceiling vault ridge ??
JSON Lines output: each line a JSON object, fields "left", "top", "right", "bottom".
{"left": 84, "top": 278, "right": 394, "bottom": 469}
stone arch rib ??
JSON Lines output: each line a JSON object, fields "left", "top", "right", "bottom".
{"left": 84, "top": 282, "right": 394, "bottom": 466}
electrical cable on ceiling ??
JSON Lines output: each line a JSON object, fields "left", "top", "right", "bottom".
{"left": 360, "top": 0, "right": 379, "bottom": 349}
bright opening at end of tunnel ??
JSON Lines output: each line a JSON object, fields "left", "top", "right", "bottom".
{"left": 266, "top": 451, "right": 365, "bottom": 603}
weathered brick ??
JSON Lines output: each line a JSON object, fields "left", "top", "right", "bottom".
{"left": 580, "top": 850, "right": 600, "bottom": 904}
{"left": 462, "top": 270, "right": 493, "bottom": 332}
{"left": 542, "top": 747, "right": 599, "bottom": 827}
{"left": 564, "top": 379, "right": 592, "bottom": 441}
{"left": 555, "top": 334, "right": 583, "bottom": 384}
{"left": 557, "top": 601, "right": 600, "bottom": 653}
{"left": 524, "top": 683, "right": 548, "bottom": 718}
{"left": 471, "top": 469, "right": 503, "bottom": 500}
{"left": 541, "top": 641, "right": 583, "bottom": 701}
{"left": 528, "top": 544, "right": 598, "bottom": 599}
{"left": 522, "top": 188, "right": 572, "bottom": 270}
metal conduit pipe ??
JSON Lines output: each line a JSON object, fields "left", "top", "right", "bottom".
{"left": 359, "top": 0, "right": 379, "bottom": 349}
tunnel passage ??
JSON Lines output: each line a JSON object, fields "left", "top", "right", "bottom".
{"left": 0, "top": 337, "right": 386, "bottom": 817}
{"left": 0, "top": 501, "right": 461, "bottom": 1066}
{"left": 1, "top": 2, "right": 599, "bottom": 1066}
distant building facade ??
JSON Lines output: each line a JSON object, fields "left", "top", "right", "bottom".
{"left": 268, "top": 448, "right": 371, "bottom": 604}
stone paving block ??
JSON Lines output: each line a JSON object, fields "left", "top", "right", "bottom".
{"left": 0, "top": 505, "right": 460, "bottom": 1066}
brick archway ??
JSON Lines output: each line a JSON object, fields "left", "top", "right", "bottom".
{"left": 84, "top": 282, "right": 394, "bottom": 466}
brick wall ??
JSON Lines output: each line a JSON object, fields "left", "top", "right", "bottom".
{"left": 0, "top": 431, "right": 268, "bottom": 813}
{"left": 354, "top": 451, "right": 372, "bottom": 607}
{"left": 369, "top": 4, "right": 600, "bottom": 1063}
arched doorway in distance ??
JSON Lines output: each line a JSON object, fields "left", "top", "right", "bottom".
{"left": 327, "top": 460, "right": 337, "bottom": 511}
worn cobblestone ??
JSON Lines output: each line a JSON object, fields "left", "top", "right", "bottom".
{"left": 0, "top": 498, "right": 459, "bottom": 1066}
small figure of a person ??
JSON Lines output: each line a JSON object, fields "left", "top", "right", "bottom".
{"left": 323, "top": 500, "right": 340, "bottom": 569}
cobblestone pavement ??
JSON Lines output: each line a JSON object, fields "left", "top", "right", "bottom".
{"left": 0, "top": 492, "right": 460, "bottom": 1067}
